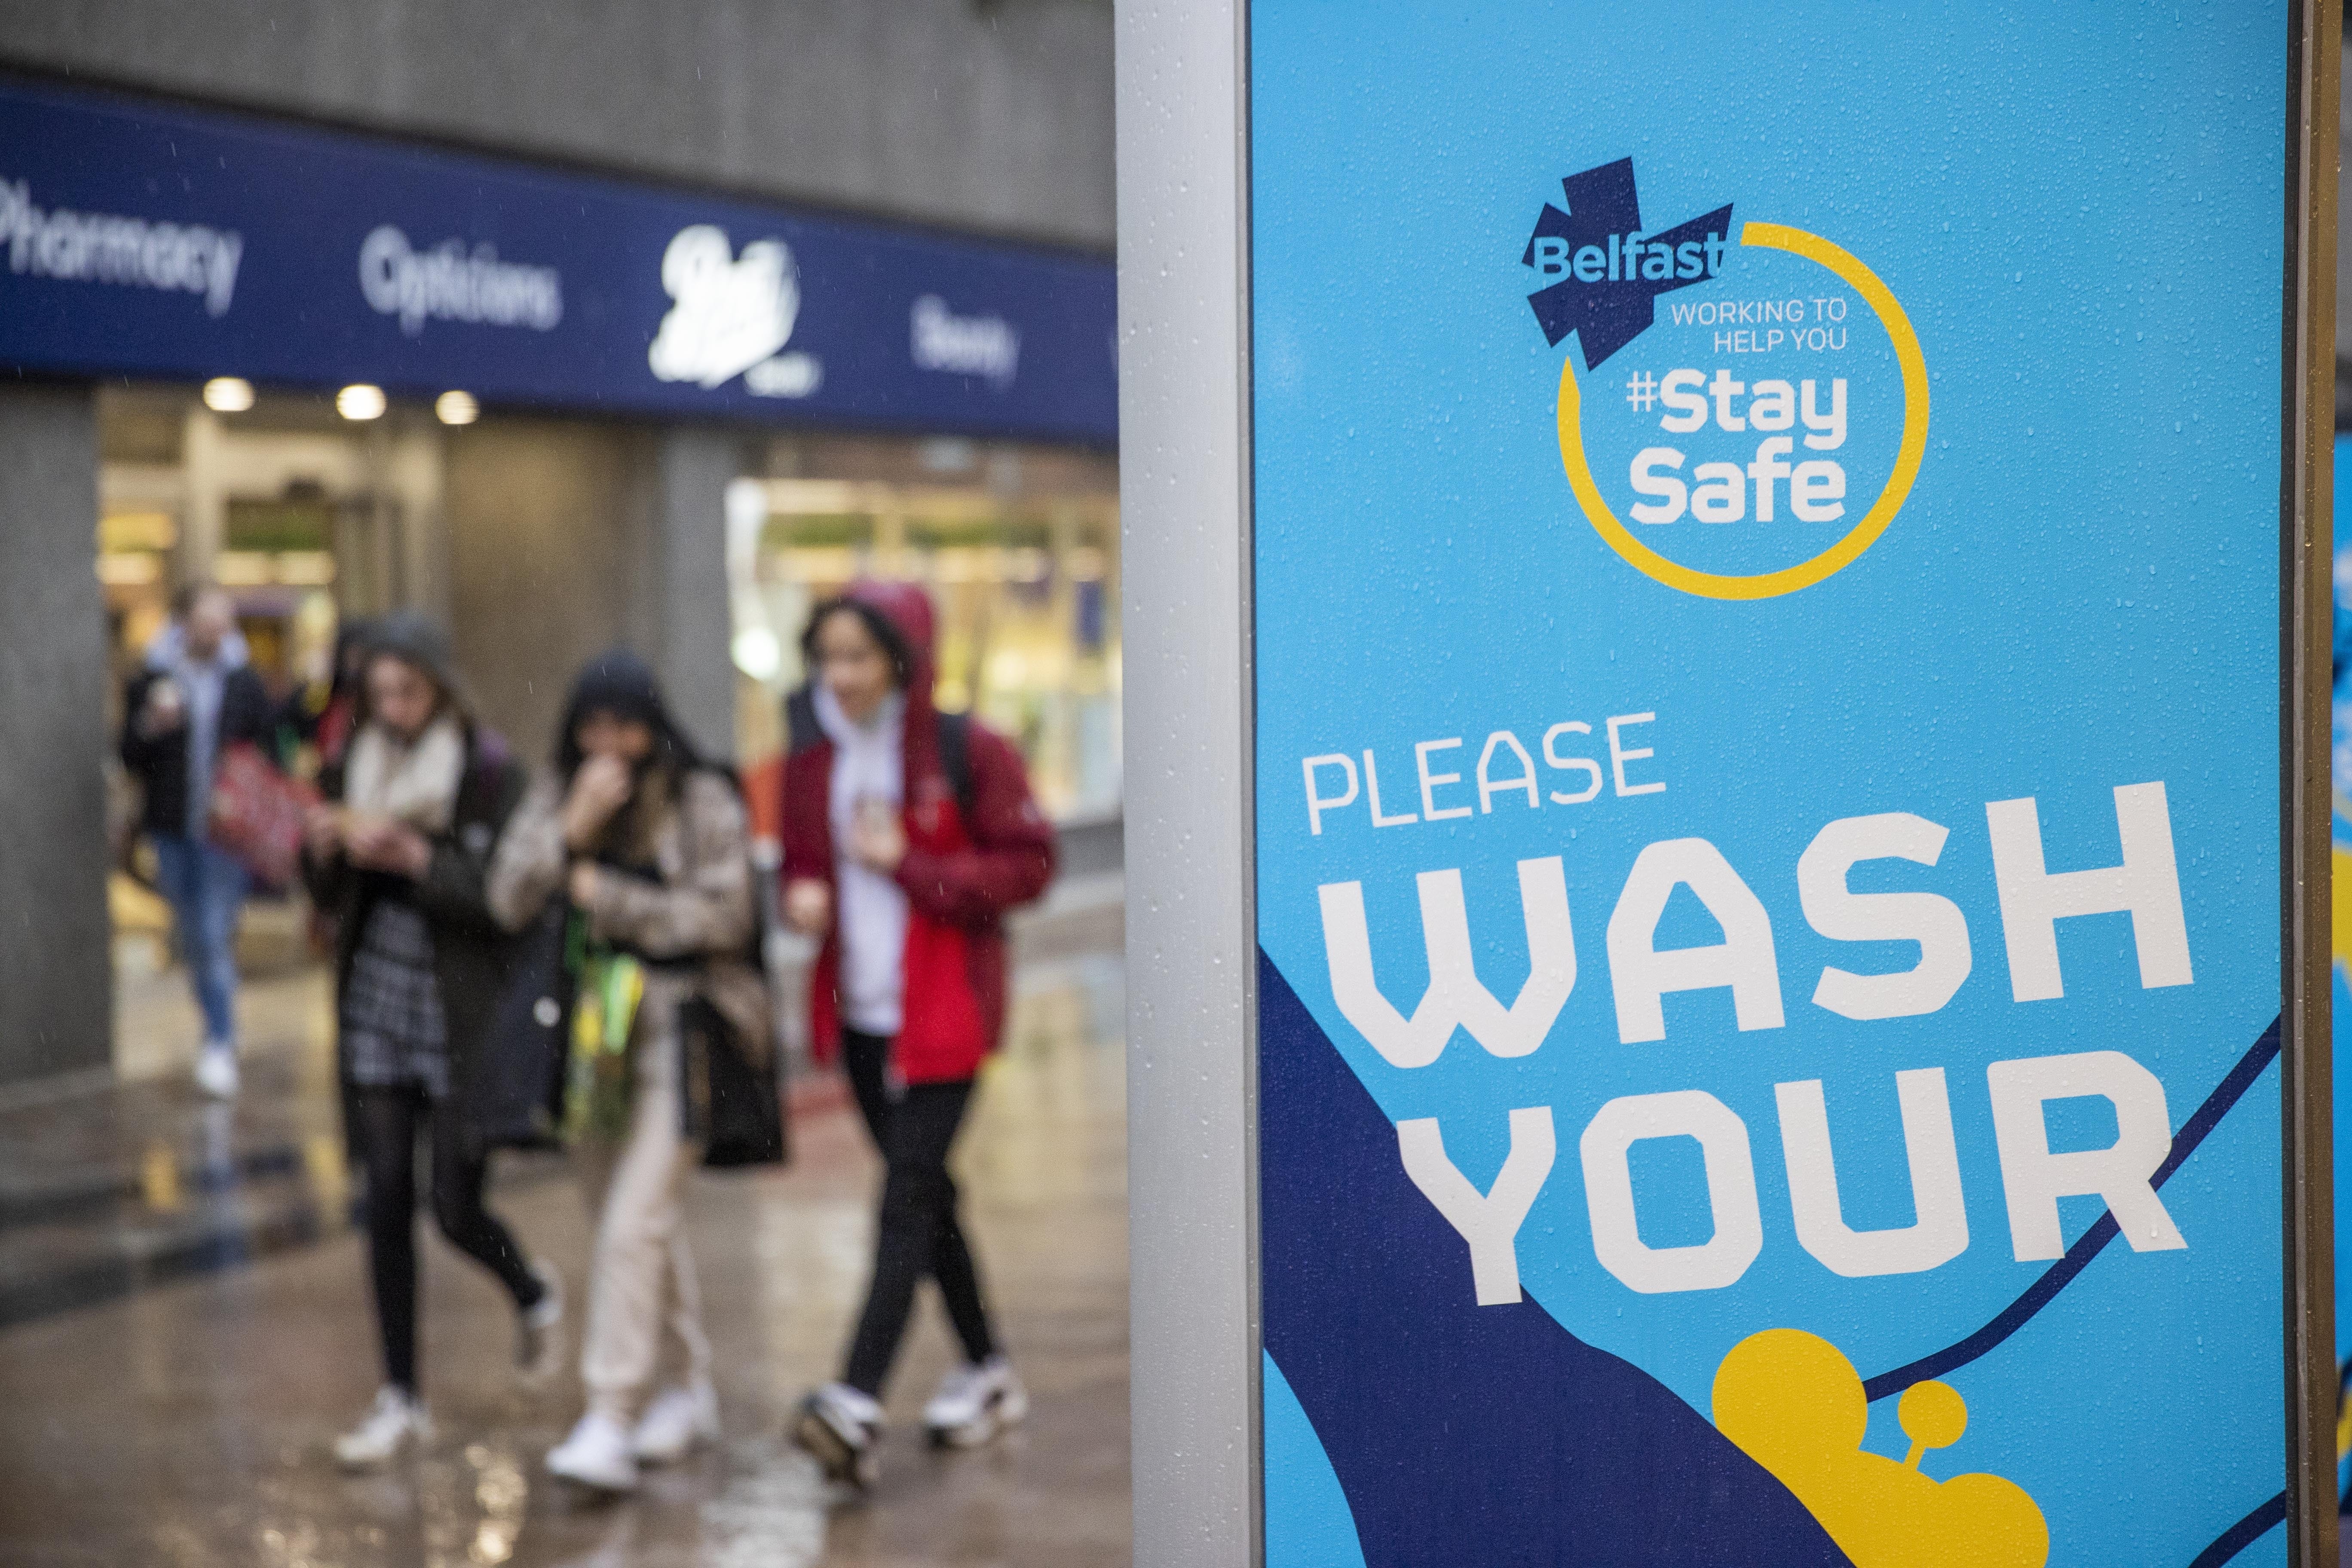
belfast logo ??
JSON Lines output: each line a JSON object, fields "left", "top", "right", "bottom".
{"left": 647, "top": 225, "right": 822, "bottom": 398}
{"left": 1522, "top": 157, "right": 1733, "bottom": 370}
{"left": 1523, "top": 159, "right": 1928, "bottom": 600}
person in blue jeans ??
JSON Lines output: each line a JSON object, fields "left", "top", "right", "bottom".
{"left": 120, "top": 585, "right": 273, "bottom": 1097}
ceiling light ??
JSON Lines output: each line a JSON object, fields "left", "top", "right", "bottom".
{"left": 336, "top": 383, "right": 386, "bottom": 421}
{"left": 435, "top": 390, "right": 479, "bottom": 426}
{"left": 202, "top": 377, "right": 254, "bottom": 413}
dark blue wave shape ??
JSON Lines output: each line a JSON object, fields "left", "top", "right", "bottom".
{"left": 1860, "top": 1017, "right": 2282, "bottom": 1402}
{"left": 1258, "top": 949, "right": 1855, "bottom": 1566}
{"left": 2184, "top": 1490, "right": 2285, "bottom": 1568}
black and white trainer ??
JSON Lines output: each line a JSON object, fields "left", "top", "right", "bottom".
{"left": 793, "top": 1382, "right": 884, "bottom": 1490}
{"left": 922, "top": 1355, "right": 1029, "bottom": 1449}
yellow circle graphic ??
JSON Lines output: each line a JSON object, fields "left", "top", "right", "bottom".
{"left": 1556, "top": 221, "right": 1930, "bottom": 600}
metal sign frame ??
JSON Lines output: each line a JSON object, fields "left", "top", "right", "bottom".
{"left": 2282, "top": 6, "right": 2340, "bottom": 1562}
{"left": 1118, "top": 3, "right": 2338, "bottom": 1563}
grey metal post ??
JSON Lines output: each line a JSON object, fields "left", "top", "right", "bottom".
{"left": 1116, "top": 1, "right": 1260, "bottom": 1564}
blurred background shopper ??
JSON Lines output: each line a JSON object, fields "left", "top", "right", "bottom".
{"left": 280, "top": 616, "right": 378, "bottom": 786}
{"left": 490, "top": 649, "right": 768, "bottom": 1494}
{"left": 781, "top": 583, "right": 1054, "bottom": 1490}
{"left": 303, "top": 614, "right": 560, "bottom": 1469}
{"left": 118, "top": 584, "right": 273, "bottom": 1098}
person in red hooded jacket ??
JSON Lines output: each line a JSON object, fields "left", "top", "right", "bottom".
{"left": 779, "top": 582, "right": 1055, "bottom": 1488}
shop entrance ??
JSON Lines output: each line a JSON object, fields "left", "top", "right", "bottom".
{"left": 98, "top": 383, "right": 449, "bottom": 701}
{"left": 726, "top": 435, "right": 1123, "bottom": 833}
{"left": 97, "top": 382, "right": 454, "bottom": 1078}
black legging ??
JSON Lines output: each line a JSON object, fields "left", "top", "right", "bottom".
{"left": 350, "top": 1084, "right": 542, "bottom": 1394}
{"left": 840, "top": 1029, "right": 995, "bottom": 1396}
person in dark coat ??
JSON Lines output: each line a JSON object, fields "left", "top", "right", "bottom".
{"left": 301, "top": 612, "right": 561, "bottom": 1469}
{"left": 119, "top": 583, "right": 274, "bottom": 1097}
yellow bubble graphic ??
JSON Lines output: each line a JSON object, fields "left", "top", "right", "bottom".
{"left": 1712, "top": 1328, "right": 2048, "bottom": 1568}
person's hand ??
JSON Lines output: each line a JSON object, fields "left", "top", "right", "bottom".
{"left": 138, "top": 682, "right": 186, "bottom": 738}
{"left": 346, "top": 817, "right": 432, "bottom": 879}
{"left": 562, "top": 755, "right": 634, "bottom": 851}
{"left": 379, "top": 825, "right": 433, "bottom": 879}
{"left": 339, "top": 812, "right": 389, "bottom": 864}
{"left": 567, "top": 861, "right": 603, "bottom": 909}
{"left": 783, "top": 877, "right": 832, "bottom": 936}
{"left": 303, "top": 805, "right": 343, "bottom": 859}
{"left": 848, "top": 799, "right": 906, "bottom": 874}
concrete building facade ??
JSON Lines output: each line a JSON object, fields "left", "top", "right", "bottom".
{"left": 0, "top": 0, "right": 1114, "bottom": 248}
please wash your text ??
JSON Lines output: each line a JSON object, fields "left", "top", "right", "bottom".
{"left": 1292, "top": 724, "right": 2202, "bottom": 1305}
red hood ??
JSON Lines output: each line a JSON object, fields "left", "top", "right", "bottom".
{"left": 846, "top": 578, "right": 940, "bottom": 720}
{"left": 778, "top": 579, "right": 947, "bottom": 776}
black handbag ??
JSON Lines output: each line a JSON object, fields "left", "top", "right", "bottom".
{"left": 680, "top": 994, "right": 788, "bottom": 1169}
{"left": 477, "top": 902, "right": 573, "bottom": 1149}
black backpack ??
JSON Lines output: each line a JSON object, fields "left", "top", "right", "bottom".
{"left": 934, "top": 709, "right": 977, "bottom": 821}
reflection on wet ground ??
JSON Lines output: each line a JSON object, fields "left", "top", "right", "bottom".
{"left": 0, "top": 949, "right": 1129, "bottom": 1566}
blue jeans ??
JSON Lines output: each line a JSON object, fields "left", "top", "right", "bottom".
{"left": 151, "top": 835, "right": 247, "bottom": 1048}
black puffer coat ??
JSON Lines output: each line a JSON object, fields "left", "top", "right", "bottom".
{"left": 304, "top": 723, "right": 527, "bottom": 1137}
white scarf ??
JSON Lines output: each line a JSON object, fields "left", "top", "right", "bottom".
{"left": 343, "top": 715, "right": 467, "bottom": 833}
{"left": 814, "top": 685, "right": 909, "bottom": 1035}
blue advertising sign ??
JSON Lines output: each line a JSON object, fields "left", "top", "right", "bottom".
{"left": 0, "top": 76, "right": 1116, "bottom": 443}
{"left": 1250, "top": 7, "right": 2318, "bottom": 1567}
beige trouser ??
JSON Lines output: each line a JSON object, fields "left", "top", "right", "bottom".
{"left": 573, "top": 996, "right": 710, "bottom": 1426}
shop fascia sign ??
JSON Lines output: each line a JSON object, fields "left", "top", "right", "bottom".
{"left": 644, "top": 223, "right": 1024, "bottom": 397}
{"left": 0, "top": 173, "right": 244, "bottom": 317}
{"left": 646, "top": 224, "right": 822, "bottom": 398}
{"left": 0, "top": 161, "right": 1030, "bottom": 406}
{"left": 0, "top": 77, "right": 1115, "bottom": 441}
{"left": 911, "top": 292, "right": 1020, "bottom": 387}
{"left": 357, "top": 225, "right": 563, "bottom": 337}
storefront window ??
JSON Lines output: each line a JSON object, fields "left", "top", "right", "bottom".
{"left": 96, "top": 385, "right": 445, "bottom": 707}
{"left": 728, "top": 438, "right": 1121, "bottom": 824}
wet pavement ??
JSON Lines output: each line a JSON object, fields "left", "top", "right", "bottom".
{"left": 0, "top": 929, "right": 1129, "bottom": 1566}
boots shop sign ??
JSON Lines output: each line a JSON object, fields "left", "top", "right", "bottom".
{"left": 0, "top": 74, "right": 1114, "bottom": 443}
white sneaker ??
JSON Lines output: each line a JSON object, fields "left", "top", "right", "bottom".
{"left": 922, "top": 1355, "right": 1028, "bottom": 1448}
{"left": 793, "top": 1382, "right": 883, "bottom": 1490}
{"left": 546, "top": 1411, "right": 639, "bottom": 1493}
{"left": 194, "top": 1045, "right": 239, "bottom": 1099}
{"left": 334, "top": 1385, "right": 432, "bottom": 1470}
{"left": 515, "top": 1262, "right": 564, "bottom": 1384}
{"left": 633, "top": 1378, "right": 720, "bottom": 1464}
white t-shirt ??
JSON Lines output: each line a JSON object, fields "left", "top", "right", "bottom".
{"left": 814, "top": 686, "right": 911, "bottom": 1035}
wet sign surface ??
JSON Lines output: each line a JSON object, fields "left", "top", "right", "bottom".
{"left": 1247, "top": 6, "right": 2302, "bottom": 1564}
